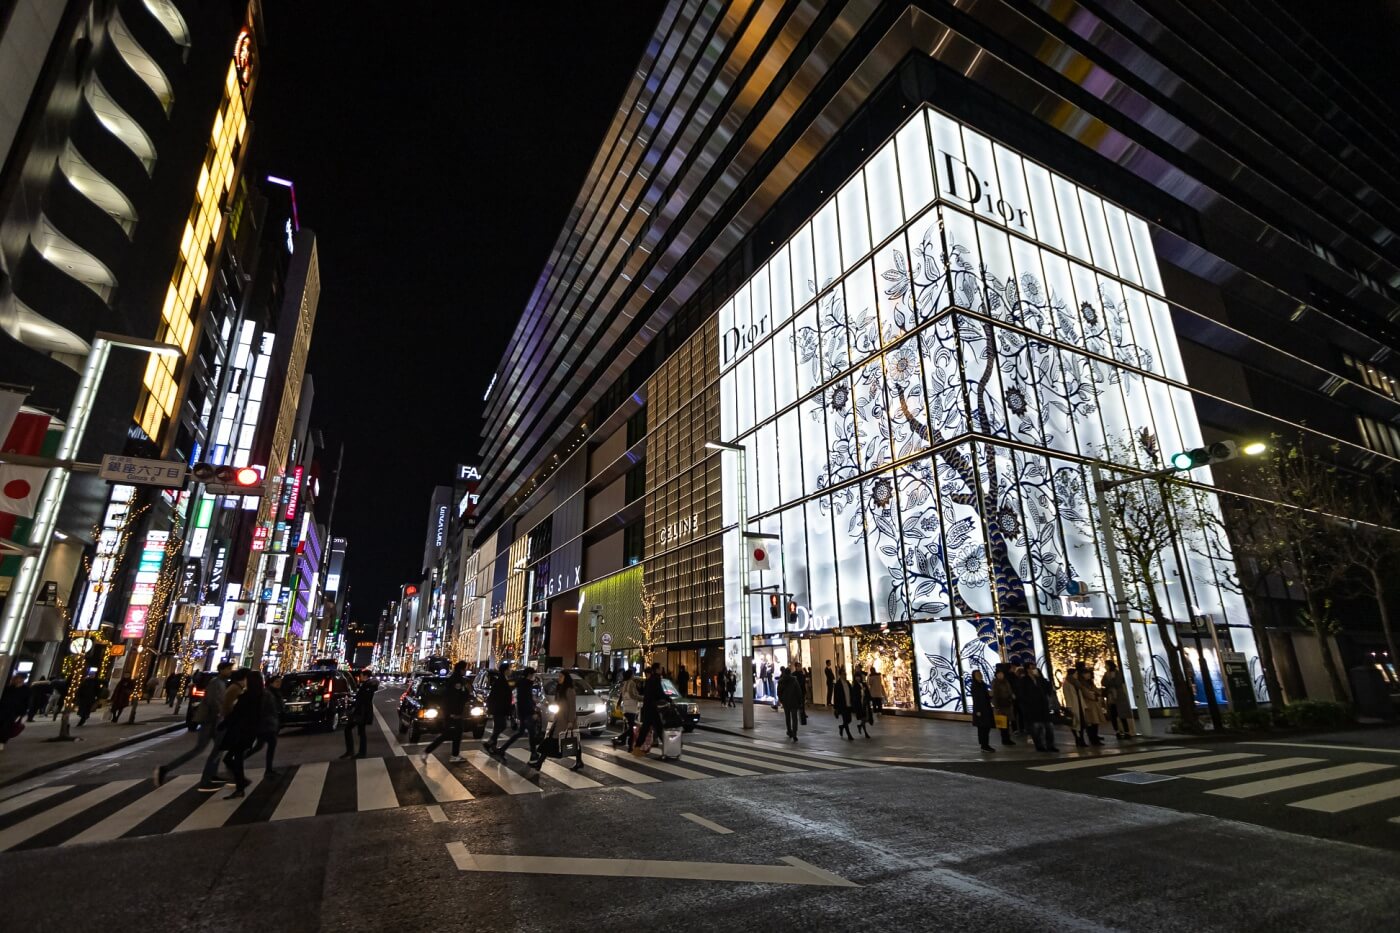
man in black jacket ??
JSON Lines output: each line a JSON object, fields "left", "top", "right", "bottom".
{"left": 492, "top": 667, "right": 538, "bottom": 758}
{"left": 340, "top": 669, "right": 379, "bottom": 759}
{"left": 482, "top": 662, "right": 513, "bottom": 752}
{"left": 423, "top": 661, "right": 471, "bottom": 761}
{"left": 1019, "top": 663, "right": 1058, "bottom": 753}
{"left": 633, "top": 663, "right": 665, "bottom": 751}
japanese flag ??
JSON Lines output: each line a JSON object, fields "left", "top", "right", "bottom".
{"left": 0, "top": 465, "right": 46, "bottom": 516}
{"left": 750, "top": 543, "right": 772, "bottom": 570}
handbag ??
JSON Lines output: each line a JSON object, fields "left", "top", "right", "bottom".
{"left": 993, "top": 713, "right": 1009, "bottom": 730}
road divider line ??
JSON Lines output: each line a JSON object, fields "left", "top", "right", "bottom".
{"left": 691, "top": 740, "right": 848, "bottom": 770}
{"left": 271, "top": 761, "right": 327, "bottom": 821}
{"left": 680, "top": 812, "right": 733, "bottom": 835}
{"left": 578, "top": 752, "right": 661, "bottom": 784}
{"left": 1206, "top": 763, "right": 1393, "bottom": 799}
{"left": 445, "top": 842, "right": 856, "bottom": 886}
{"left": 1243, "top": 741, "right": 1400, "bottom": 757}
{"left": 592, "top": 747, "right": 715, "bottom": 780}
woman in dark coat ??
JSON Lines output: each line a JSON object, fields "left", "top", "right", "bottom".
{"left": 970, "top": 669, "right": 995, "bottom": 752}
{"left": 990, "top": 665, "right": 1016, "bottom": 746}
{"left": 851, "top": 666, "right": 871, "bottom": 738}
{"left": 109, "top": 676, "right": 135, "bottom": 721}
{"left": 220, "top": 670, "right": 263, "bottom": 799}
{"left": 75, "top": 675, "right": 99, "bottom": 725}
{"left": 831, "top": 668, "right": 856, "bottom": 740}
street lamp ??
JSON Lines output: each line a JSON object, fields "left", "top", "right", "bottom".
{"left": 705, "top": 440, "right": 755, "bottom": 730}
{"left": 0, "top": 332, "right": 181, "bottom": 685}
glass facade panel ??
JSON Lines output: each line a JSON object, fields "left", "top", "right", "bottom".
{"left": 837, "top": 172, "right": 871, "bottom": 271}
{"left": 812, "top": 201, "right": 841, "bottom": 292}
{"left": 866, "top": 141, "right": 903, "bottom": 246}
{"left": 895, "top": 110, "right": 935, "bottom": 218}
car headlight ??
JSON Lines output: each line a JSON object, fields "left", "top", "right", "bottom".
{"left": 547, "top": 703, "right": 560, "bottom": 715}
{"left": 419, "top": 708, "right": 438, "bottom": 719}
{"left": 469, "top": 706, "right": 484, "bottom": 717}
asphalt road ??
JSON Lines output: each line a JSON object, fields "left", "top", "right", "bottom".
{"left": 1, "top": 687, "right": 1396, "bottom": 932}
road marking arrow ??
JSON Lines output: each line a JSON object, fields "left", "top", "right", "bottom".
{"left": 445, "top": 843, "right": 856, "bottom": 887}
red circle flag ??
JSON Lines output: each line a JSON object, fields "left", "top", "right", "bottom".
{"left": 4, "top": 479, "right": 31, "bottom": 499}
{"left": 753, "top": 547, "right": 766, "bottom": 562}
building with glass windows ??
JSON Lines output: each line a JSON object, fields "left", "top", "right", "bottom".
{"left": 469, "top": 1, "right": 1400, "bottom": 714}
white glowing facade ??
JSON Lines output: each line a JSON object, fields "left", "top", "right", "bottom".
{"left": 718, "top": 106, "right": 1262, "bottom": 712}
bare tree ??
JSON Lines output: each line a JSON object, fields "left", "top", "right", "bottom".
{"left": 1241, "top": 434, "right": 1352, "bottom": 702}
{"left": 634, "top": 578, "right": 666, "bottom": 666}
{"left": 1097, "top": 431, "right": 1200, "bottom": 729}
{"left": 1202, "top": 494, "right": 1285, "bottom": 707}
{"left": 1338, "top": 472, "right": 1400, "bottom": 679}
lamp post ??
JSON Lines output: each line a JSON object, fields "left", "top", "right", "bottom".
{"left": 705, "top": 440, "right": 754, "bottom": 730}
{"left": 0, "top": 333, "right": 181, "bottom": 686}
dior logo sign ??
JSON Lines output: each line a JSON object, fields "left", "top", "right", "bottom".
{"left": 721, "top": 312, "right": 769, "bottom": 368}
{"left": 659, "top": 513, "right": 699, "bottom": 547}
{"left": 941, "top": 151, "right": 1029, "bottom": 231}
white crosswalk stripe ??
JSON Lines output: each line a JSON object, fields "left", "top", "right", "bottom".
{"left": 1177, "top": 757, "right": 1324, "bottom": 781}
{"left": 1032, "top": 748, "right": 1208, "bottom": 772}
{"left": 65, "top": 775, "right": 199, "bottom": 846}
{"left": 1289, "top": 777, "right": 1400, "bottom": 814}
{"left": 1206, "top": 763, "right": 1394, "bottom": 800}
{"left": 1122, "top": 753, "right": 1261, "bottom": 773}
{"left": 0, "top": 780, "right": 139, "bottom": 851}
{"left": 0, "top": 737, "right": 901, "bottom": 851}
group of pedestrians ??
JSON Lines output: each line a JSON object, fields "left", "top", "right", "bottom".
{"left": 154, "top": 661, "right": 286, "bottom": 797}
{"left": 828, "top": 663, "right": 882, "bottom": 740}
{"left": 970, "top": 659, "right": 1135, "bottom": 753}
{"left": 480, "top": 663, "right": 587, "bottom": 770}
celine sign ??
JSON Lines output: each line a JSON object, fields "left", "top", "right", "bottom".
{"left": 658, "top": 513, "right": 700, "bottom": 547}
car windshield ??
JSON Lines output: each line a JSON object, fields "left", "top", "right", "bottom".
{"left": 661, "top": 678, "right": 680, "bottom": 698}
{"left": 416, "top": 678, "right": 448, "bottom": 697}
{"left": 571, "top": 669, "right": 610, "bottom": 691}
{"left": 282, "top": 675, "right": 332, "bottom": 701}
{"left": 543, "top": 674, "right": 595, "bottom": 697}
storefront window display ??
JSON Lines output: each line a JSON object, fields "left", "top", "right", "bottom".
{"left": 718, "top": 106, "right": 1258, "bottom": 716}
{"left": 854, "top": 630, "right": 915, "bottom": 711}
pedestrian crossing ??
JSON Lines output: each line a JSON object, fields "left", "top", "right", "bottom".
{"left": 0, "top": 736, "right": 880, "bottom": 852}
{"left": 1028, "top": 745, "right": 1400, "bottom": 820}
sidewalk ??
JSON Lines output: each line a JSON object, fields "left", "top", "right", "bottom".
{"left": 0, "top": 701, "right": 187, "bottom": 788}
{"left": 690, "top": 698, "right": 1142, "bottom": 763}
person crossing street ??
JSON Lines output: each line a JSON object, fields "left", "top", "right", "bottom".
{"left": 340, "top": 668, "right": 379, "bottom": 759}
{"left": 423, "top": 661, "right": 472, "bottom": 761}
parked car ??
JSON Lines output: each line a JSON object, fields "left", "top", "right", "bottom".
{"left": 397, "top": 672, "right": 487, "bottom": 742}
{"left": 278, "top": 670, "right": 356, "bottom": 730}
{"left": 605, "top": 677, "right": 699, "bottom": 732}
{"left": 542, "top": 670, "right": 608, "bottom": 736}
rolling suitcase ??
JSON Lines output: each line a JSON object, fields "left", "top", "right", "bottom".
{"left": 660, "top": 726, "right": 683, "bottom": 760}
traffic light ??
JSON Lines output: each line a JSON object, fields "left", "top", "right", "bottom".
{"left": 191, "top": 463, "right": 263, "bottom": 493}
{"left": 786, "top": 599, "right": 798, "bottom": 626}
{"left": 1169, "top": 440, "right": 1241, "bottom": 472}
{"left": 769, "top": 594, "right": 781, "bottom": 619}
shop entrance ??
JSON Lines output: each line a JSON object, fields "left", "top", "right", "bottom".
{"left": 1042, "top": 624, "right": 1118, "bottom": 701}
{"left": 783, "top": 633, "right": 854, "bottom": 706}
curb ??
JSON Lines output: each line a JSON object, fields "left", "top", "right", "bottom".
{"left": 0, "top": 720, "right": 187, "bottom": 789}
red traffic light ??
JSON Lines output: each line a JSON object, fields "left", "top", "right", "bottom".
{"left": 234, "top": 466, "right": 261, "bottom": 486}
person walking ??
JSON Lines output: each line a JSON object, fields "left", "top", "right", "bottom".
{"left": 1020, "top": 663, "right": 1058, "bottom": 752}
{"left": 494, "top": 667, "right": 539, "bottom": 758}
{"left": 970, "top": 669, "right": 996, "bottom": 752}
{"left": 75, "top": 673, "right": 100, "bottom": 726}
{"left": 221, "top": 671, "right": 263, "bottom": 799}
{"left": 0, "top": 674, "right": 30, "bottom": 750}
{"left": 1100, "top": 660, "right": 1133, "bottom": 739}
{"left": 482, "top": 662, "right": 513, "bottom": 752}
{"left": 800, "top": 661, "right": 812, "bottom": 728}
{"left": 613, "top": 668, "right": 642, "bottom": 749}
{"left": 25, "top": 677, "right": 52, "bottom": 723}
{"left": 142, "top": 672, "right": 159, "bottom": 702}
{"left": 832, "top": 668, "right": 856, "bottom": 740}
{"left": 778, "top": 666, "right": 804, "bottom": 741}
{"left": 724, "top": 668, "right": 737, "bottom": 708}
{"left": 155, "top": 661, "right": 232, "bottom": 789}
{"left": 991, "top": 665, "right": 1016, "bottom": 746}
{"left": 824, "top": 660, "right": 835, "bottom": 707}
{"left": 45, "top": 675, "right": 66, "bottom": 718}
{"left": 109, "top": 675, "right": 135, "bottom": 722}
{"left": 534, "top": 670, "right": 583, "bottom": 771}
{"left": 852, "top": 666, "right": 870, "bottom": 738}
{"left": 633, "top": 663, "right": 665, "bottom": 754}
{"left": 424, "top": 661, "right": 472, "bottom": 761}
{"left": 866, "top": 667, "right": 887, "bottom": 717}
{"left": 255, "top": 674, "right": 284, "bottom": 777}
{"left": 164, "top": 671, "right": 181, "bottom": 707}
{"left": 677, "top": 664, "right": 689, "bottom": 698}
{"left": 340, "top": 668, "right": 379, "bottom": 759}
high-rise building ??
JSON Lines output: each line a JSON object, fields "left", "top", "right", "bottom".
{"left": 472, "top": 2, "right": 1399, "bottom": 713}
{"left": 0, "top": 1, "right": 267, "bottom": 679}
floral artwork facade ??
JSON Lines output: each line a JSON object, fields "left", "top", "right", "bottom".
{"left": 717, "top": 106, "right": 1265, "bottom": 715}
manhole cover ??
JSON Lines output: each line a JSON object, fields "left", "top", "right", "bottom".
{"left": 1100, "top": 771, "right": 1179, "bottom": 785}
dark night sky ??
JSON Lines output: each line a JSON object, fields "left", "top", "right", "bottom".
{"left": 247, "top": 2, "right": 1396, "bottom": 628}
{"left": 252, "top": 4, "right": 665, "bottom": 622}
